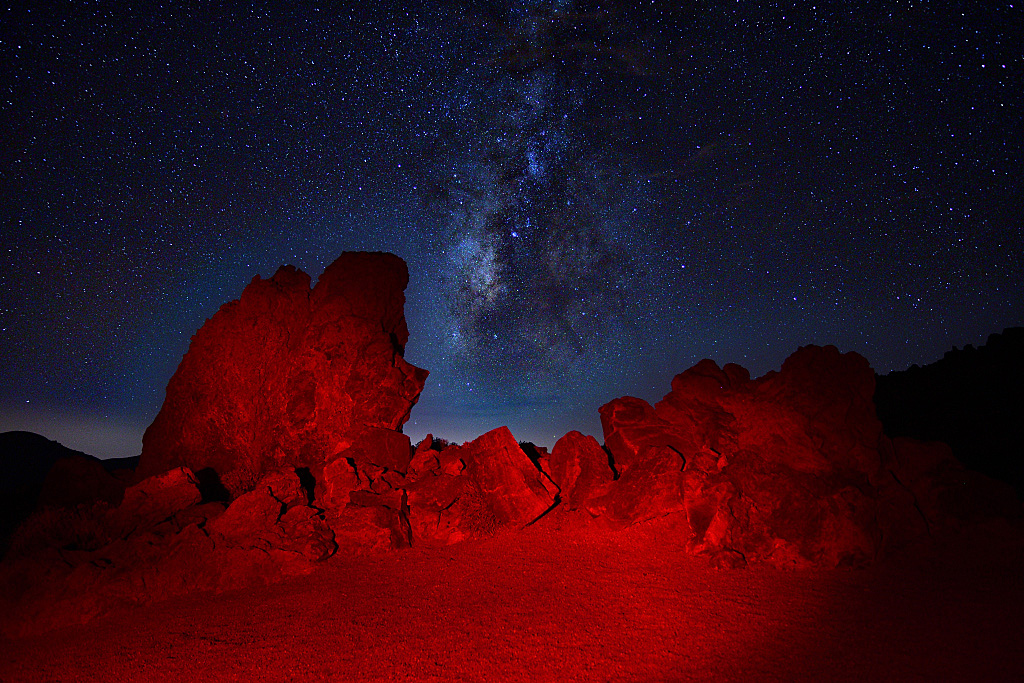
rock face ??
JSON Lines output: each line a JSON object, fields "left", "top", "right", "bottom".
{"left": 137, "top": 251, "right": 428, "bottom": 497}
{"left": 405, "top": 427, "right": 556, "bottom": 546}
{"left": 548, "top": 431, "right": 613, "bottom": 511}
{"left": 546, "top": 345, "right": 1017, "bottom": 568}
{"left": 2, "top": 252, "right": 1018, "bottom": 635}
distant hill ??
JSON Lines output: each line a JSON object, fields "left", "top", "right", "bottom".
{"left": 875, "top": 327, "right": 1024, "bottom": 497}
{"left": 0, "top": 431, "right": 138, "bottom": 558}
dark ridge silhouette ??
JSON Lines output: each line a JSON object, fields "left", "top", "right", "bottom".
{"left": 0, "top": 431, "right": 92, "bottom": 494}
{"left": 0, "top": 431, "right": 98, "bottom": 558}
{"left": 875, "top": 327, "right": 1024, "bottom": 497}
{"left": 100, "top": 454, "right": 140, "bottom": 473}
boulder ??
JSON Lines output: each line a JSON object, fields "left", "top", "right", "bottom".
{"left": 585, "top": 444, "right": 686, "bottom": 525}
{"left": 547, "top": 431, "right": 613, "bottom": 510}
{"left": 405, "top": 427, "right": 556, "bottom": 546}
{"left": 104, "top": 467, "right": 202, "bottom": 539}
{"left": 136, "top": 252, "right": 428, "bottom": 497}
{"left": 408, "top": 435, "right": 441, "bottom": 476}
{"left": 206, "top": 470, "right": 336, "bottom": 563}
{"left": 600, "top": 397, "right": 695, "bottom": 475}
{"left": 586, "top": 346, "right": 892, "bottom": 566}
{"left": 330, "top": 504, "right": 409, "bottom": 555}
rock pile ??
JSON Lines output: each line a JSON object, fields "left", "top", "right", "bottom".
{"left": 548, "top": 346, "right": 1017, "bottom": 568}
{"left": 0, "top": 253, "right": 557, "bottom": 635}
{"left": 2, "top": 253, "right": 1017, "bottom": 636}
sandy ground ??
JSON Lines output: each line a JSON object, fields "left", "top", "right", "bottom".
{"left": 2, "top": 512, "right": 1023, "bottom": 682}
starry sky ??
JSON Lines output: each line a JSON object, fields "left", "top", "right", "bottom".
{"left": 2, "top": 1, "right": 1021, "bottom": 458}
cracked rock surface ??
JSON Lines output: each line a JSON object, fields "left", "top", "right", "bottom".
{"left": 2, "top": 254, "right": 1019, "bottom": 637}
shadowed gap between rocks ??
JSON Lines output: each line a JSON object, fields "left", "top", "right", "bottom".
{"left": 295, "top": 467, "right": 316, "bottom": 506}
{"left": 603, "top": 444, "right": 620, "bottom": 480}
{"left": 194, "top": 468, "right": 231, "bottom": 503}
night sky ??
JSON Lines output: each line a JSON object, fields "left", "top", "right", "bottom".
{"left": 2, "top": 2, "right": 1021, "bottom": 458}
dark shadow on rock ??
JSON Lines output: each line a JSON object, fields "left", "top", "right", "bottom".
{"left": 194, "top": 467, "right": 231, "bottom": 503}
{"left": 295, "top": 467, "right": 316, "bottom": 505}
{"left": 602, "top": 444, "right": 620, "bottom": 480}
{"left": 519, "top": 441, "right": 544, "bottom": 470}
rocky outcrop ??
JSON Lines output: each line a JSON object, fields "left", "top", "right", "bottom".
{"left": 136, "top": 251, "right": 428, "bottom": 498}
{"left": 0, "top": 427, "right": 561, "bottom": 636}
{"left": 0, "top": 465, "right": 339, "bottom": 636}
{"left": 1, "top": 254, "right": 564, "bottom": 635}
{"left": 3, "top": 252, "right": 1019, "bottom": 636}
{"left": 1, "top": 253, "right": 432, "bottom": 635}
{"left": 545, "top": 345, "right": 1018, "bottom": 568}
{"left": 405, "top": 427, "right": 557, "bottom": 547}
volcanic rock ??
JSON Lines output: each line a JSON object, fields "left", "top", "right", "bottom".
{"left": 583, "top": 344, "right": 1019, "bottom": 567}
{"left": 580, "top": 346, "right": 891, "bottom": 566}
{"left": 405, "top": 427, "right": 556, "bottom": 546}
{"left": 104, "top": 466, "right": 202, "bottom": 539}
{"left": 205, "top": 469, "right": 336, "bottom": 563}
{"left": 547, "top": 431, "right": 614, "bottom": 510}
{"left": 136, "top": 252, "right": 428, "bottom": 497}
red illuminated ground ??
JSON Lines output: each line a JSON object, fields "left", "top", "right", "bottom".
{"left": 2, "top": 511, "right": 1022, "bottom": 682}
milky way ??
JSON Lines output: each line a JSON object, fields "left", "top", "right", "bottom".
{"left": 430, "top": 3, "right": 653, "bottom": 392}
{"left": 2, "top": 1, "right": 1021, "bottom": 454}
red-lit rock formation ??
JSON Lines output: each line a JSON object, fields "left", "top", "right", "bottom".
{"left": 2, "top": 252, "right": 1019, "bottom": 636}
{"left": 590, "top": 346, "right": 886, "bottom": 567}
{"left": 2, "top": 253, "right": 570, "bottom": 636}
{"left": 136, "top": 251, "right": 428, "bottom": 497}
{"left": 544, "top": 345, "right": 1018, "bottom": 568}
{"left": 0, "top": 464, "right": 341, "bottom": 636}
{"left": 405, "top": 427, "right": 556, "bottom": 546}
{"left": 547, "top": 431, "right": 613, "bottom": 511}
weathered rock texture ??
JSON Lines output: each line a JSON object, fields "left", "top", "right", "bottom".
{"left": 0, "top": 253, "right": 561, "bottom": 636}
{"left": 136, "top": 251, "right": 428, "bottom": 497}
{"left": 406, "top": 427, "right": 556, "bottom": 547}
{"left": 547, "top": 345, "right": 1019, "bottom": 568}
{"left": 2, "top": 253, "right": 1019, "bottom": 636}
